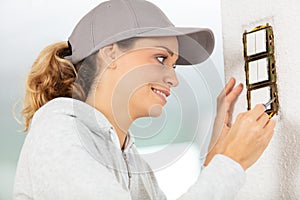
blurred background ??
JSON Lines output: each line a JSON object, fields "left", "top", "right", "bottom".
{"left": 0, "top": 0, "right": 224, "bottom": 199}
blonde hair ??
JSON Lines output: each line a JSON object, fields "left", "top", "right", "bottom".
{"left": 22, "top": 42, "right": 84, "bottom": 131}
{"left": 21, "top": 38, "right": 138, "bottom": 131}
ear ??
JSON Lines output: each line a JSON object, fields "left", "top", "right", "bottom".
{"left": 99, "top": 43, "right": 119, "bottom": 68}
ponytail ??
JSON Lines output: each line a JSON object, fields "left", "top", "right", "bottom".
{"left": 22, "top": 42, "right": 80, "bottom": 131}
{"left": 22, "top": 38, "right": 138, "bottom": 131}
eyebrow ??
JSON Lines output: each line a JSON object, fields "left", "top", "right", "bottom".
{"left": 154, "top": 46, "right": 175, "bottom": 56}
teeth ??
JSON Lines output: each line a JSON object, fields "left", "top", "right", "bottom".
{"left": 152, "top": 88, "right": 167, "bottom": 99}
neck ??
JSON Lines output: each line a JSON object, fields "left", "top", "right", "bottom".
{"left": 86, "top": 96, "right": 134, "bottom": 149}
{"left": 106, "top": 111, "right": 132, "bottom": 149}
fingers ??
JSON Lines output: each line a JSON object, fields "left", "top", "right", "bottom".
{"left": 226, "top": 83, "right": 243, "bottom": 103}
{"left": 224, "top": 77, "right": 236, "bottom": 95}
{"left": 257, "top": 112, "right": 270, "bottom": 128}
{"left": 237, "top": 105, "right": 275, "bottom": 132}
{"left": 218, "top": 77, "right": 243, "bottom": 103}
{"left": 218, "top": 77, "right": 235, "bottom": 99}
{"left": 262, "top": 119, "right": 276, "bottom": 145}
{"left": 249, "top": 104, "right": 266, "bottom": 119}
{"left": 264, "top": 118, "right": 276, "bottom": 130}
{"left": 220, "top": 77, "right": 243, "bottom": 102}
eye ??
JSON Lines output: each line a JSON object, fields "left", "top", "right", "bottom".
{"left": 156, "top": 55, "right": 167, "bottom": 64}
{"left": 156, "top": 55, "right": 177, "bottom": 69}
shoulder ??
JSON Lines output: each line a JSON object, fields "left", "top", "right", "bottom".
{"left": 28, "top": 97, "right": 96, "bottom": 140}
{"left": 16, "top": 99, "right": 131, "bottom": 199}
{"left": 23, "top": 97, "right": 99, "bottom": 165}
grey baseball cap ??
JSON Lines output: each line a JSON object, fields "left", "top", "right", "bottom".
{"left": 66, "top": 0, "right": 215, "bottom": 65}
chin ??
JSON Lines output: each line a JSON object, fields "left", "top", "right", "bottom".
{"left": 148, "top": 104, "right": 163, "bottom": 117}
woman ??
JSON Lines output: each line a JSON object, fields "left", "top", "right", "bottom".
{"left": 14, "top": 0, "right": 276, "bottom": 199}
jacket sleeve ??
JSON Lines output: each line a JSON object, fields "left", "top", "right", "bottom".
{"left": 178, "top": 154, "right": 246, "bottom": 200}
{"left": 13, "top": 113, "right": 132, "bottom": 200}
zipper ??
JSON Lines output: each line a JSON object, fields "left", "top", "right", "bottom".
{"left": 122, "top": 151, "right": 132, "bottom": 189}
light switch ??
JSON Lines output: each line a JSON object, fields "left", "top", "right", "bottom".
{"left": 246, "top": 29, "right": 267, "bottom": 56}
{"left": 248, "top": 58, "right": 269, "bottom": 84}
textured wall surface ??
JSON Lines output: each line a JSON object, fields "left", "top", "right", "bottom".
{"left": 221, "top": 0, "right": 300, "bottom": 199}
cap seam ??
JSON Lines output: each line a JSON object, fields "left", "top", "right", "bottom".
{"left": 123, "top": 0, "right": 140, "bottom": 29}
{"left": 91, "top": 10, "right": 96, "bottom": 48}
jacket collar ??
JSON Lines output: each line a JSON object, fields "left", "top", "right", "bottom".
{"left": 33, "top": 97, "right": 134, "bottom": 151}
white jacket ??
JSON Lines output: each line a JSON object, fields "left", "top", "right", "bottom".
{"left": 13, "top": 97, "right": 246, "bottom": 200}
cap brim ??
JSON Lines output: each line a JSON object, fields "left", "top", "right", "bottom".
{"left": 136, "top": 26, "right": 215, "bottom": 65}
{"left": 72, "top": 26, "right": 215, "bottom": 65}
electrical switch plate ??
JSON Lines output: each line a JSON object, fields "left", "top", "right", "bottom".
{"left": 243, "top": 23, "right": 279, "bottom": 117}
{"left": 248, "top": 58, "right": 269, "bottom": 84}
{"left": 246, "top": 29, "right": 267, "bottom": 56}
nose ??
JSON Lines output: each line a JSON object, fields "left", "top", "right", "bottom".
{"left": 163, "top": 68, "right": 179, "bottom": 88}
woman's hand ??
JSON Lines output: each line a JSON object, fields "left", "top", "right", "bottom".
{"left": 204, "top": 77, "right": 276, "bottom": 170}
{"left": 220, "top": 104, "right": 276, "bottom": 170}
{"left": 216, "top": 77, "right": 244, "bottom": 128}
{"left": 204, "top": 77, "right": 243, "bottom": 166}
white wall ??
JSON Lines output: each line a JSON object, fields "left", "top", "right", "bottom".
{"left": 221, "top": 0, "right": 300, "bottom": 199}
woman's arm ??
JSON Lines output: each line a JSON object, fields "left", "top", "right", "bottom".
{"left": 205, "top": 77, "right": 276, "bottom": 170}
{"left": 178, "top": 154, "right": 245, "bottom": 200}
{"left": 178, "top": 77, "right": 275, "bottom": 199}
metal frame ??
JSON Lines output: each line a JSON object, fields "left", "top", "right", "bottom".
{"left": 243, "top": 23, "right": 279, "bottom": 117}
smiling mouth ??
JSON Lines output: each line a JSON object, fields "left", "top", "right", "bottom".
{"left": 151, "top": 87, "right": 170, "bottom": 103}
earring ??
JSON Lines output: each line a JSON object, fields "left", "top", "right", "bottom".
{"left": 109, "top": 62, "right": 117, "bottom": 69}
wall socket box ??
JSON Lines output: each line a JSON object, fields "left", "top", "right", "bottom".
{"left": 243, "top": 23, "right": 279, "bottom": 117}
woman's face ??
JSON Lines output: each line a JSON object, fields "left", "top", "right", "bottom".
{"left": 97, "top": 36, "right": 179, "bottom": 120}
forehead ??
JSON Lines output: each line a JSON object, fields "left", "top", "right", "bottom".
{"left": 132, "top": 37, "right": 179, "bottom": 55}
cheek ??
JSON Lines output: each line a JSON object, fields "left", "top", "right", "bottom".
{"left": 130, "top": 85, "right": 161, "bottom": 112}
{"left": 117, "top": 66, "right": 164, "bottom": 97}
{"left": 130, "top": 85, "right": 153, "bottom": 104}
{"left": 129, "top": 86, "right": 163, "bottom": 116}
